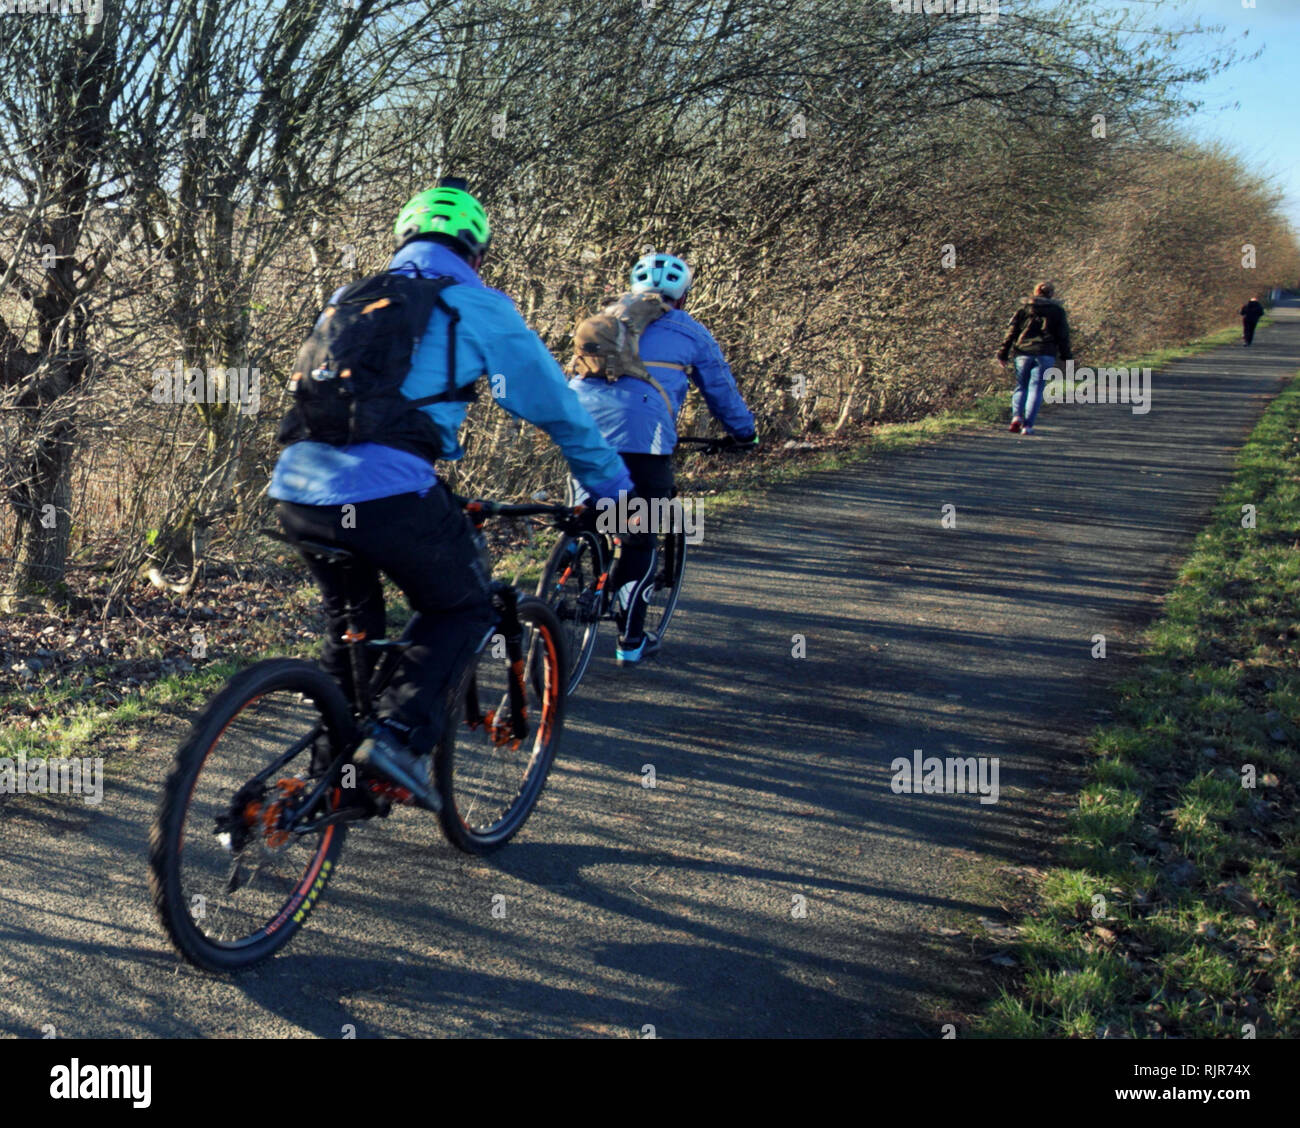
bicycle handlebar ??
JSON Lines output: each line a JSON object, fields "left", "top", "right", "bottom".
{"left": 676, "top": 435, "right": 755, "bottom": 455}
{"left": 453, "top": 494, "right": 583, "bottom": 521}
{"left": 451, "top": 435, "right": 755, "bottom": 522}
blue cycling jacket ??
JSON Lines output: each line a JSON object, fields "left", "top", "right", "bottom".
{"left": 270, "top": 241, "right": 635, "bottom": 506}
{"left": 567, "top": 307, "right": 755, "bottom": 455}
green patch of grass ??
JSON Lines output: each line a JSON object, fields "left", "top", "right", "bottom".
{"left": 984, "top": 991, "right": 1044, "bottom": 1037}
{"left": 1073, "top": 783, "right": 1142, "bottom": 852}
{"left": 974, "top": 366, "right": 1300, "bottom": 1039}
{"left": 492, "top": 541, "right": 551, "bottom": 589}
{"left": 1, "top": 639, "right": 308, "bottom": 759}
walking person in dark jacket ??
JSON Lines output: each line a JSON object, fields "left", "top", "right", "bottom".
{"left": 1241, "top": 296, "right": 1265, "bottom": 346}
{"left": 996, "top": 280, "right": 1072, "bottom": 436}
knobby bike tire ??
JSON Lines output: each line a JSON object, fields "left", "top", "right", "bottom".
{"left": 643, "top": 528, "right": 687, "bottom": 641}
{"left": 435, "top": 597, "right": 566, "bottom": 854}
{"left": 149, "top": 659, "right": 355, "bottom": 972}
{"left": 536, "top": 530, "right": 605, "bottom": 696}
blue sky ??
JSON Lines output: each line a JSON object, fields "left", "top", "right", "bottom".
{"left": 1160, "top": 0, "right": 1300, "bottom": 232}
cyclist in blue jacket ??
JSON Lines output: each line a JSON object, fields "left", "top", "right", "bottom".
{"left": 569, "top": 252, "right": 758, "bottom": 666}
{"left": 271, "top": 181, "right": 634, "bottom": 807}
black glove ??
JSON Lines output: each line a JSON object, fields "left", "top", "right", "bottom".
{"left": 720, "top": 432, "right": 759, "bottom": 454}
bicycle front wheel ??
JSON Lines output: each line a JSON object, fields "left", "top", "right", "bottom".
{"left": 537, "top": 530, "right": 605, "bottom": 696}
{"left": 435, "top": 596, "right": 566, "bottom": 854}
{"left": 643, "top": 528, "right": 687, "bottom": 641}
{"left": 148, "top": 659, "right": 355, "bottom": 972}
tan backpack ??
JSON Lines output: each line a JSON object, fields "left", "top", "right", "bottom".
{"left": 571, "top": 292, "right": 679, "bottom": 412}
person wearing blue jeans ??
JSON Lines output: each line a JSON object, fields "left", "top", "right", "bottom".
{"left": 997, "top": 280, "right": 1072, "bottom": 436}
{"left": 1012, "top": 353, "right": 1054, "bottom": 433}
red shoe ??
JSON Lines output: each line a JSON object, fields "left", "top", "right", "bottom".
{"left": 1009, "top": 417, "right": 1023, "bottom": 433}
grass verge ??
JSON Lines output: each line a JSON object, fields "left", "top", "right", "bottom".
{"left": 978, "top": 368, "right": 1300, "bottom": 1038}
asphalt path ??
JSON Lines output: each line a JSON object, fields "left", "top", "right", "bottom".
{"left": 1, "top": 303, "right": 1295, "bottom": 1038}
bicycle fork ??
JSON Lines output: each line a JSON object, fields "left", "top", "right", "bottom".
{"left": 465, "top": 582, "right": 531, "bottom": 745}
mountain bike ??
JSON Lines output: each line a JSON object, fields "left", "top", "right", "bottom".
{"left": 149, "top": 497, "right": 571, "bottom": 973}
{"left": 537, "top": 435, "right": 737, "bottom": 695}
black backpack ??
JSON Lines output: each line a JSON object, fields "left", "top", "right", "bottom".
{"left": 276, "top": 272, "right": 477, "bottom": 462}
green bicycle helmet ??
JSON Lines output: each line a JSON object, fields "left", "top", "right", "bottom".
{"left": 393, "top": 178, "right": 491, "bottom": 259}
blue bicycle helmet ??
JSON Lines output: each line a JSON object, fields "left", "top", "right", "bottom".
{"left": 630, "top": 252, "right": 692, "bottom": 300}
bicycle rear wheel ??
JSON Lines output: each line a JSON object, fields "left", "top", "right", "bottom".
{"left": 537, "top": 530, "right": 605, "bottom": 695}
{"left": 642, "top": 528, "right": 687, "bottom": 641}
{"left": 149, "top": 660, "right": 355, "bottom": 972}
{"left": 435, "top": 596, "right": 566, "bottom": 854}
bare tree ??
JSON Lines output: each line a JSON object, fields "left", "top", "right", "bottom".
{"left": 2, "top": 0, "right": 1295, "bottom": 615}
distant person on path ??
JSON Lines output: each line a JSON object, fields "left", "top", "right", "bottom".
{"left": 1241, "top": 296, "right": 1265, "bottom": 346}
{"left": 996, "top": 280, "right": 1072, "bottom": 436}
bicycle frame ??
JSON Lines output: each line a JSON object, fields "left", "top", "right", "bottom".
{"left": 257, "top": 498, "right": 566, "bottom": 834}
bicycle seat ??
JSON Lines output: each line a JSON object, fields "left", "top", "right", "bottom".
{"left": 292, "top": 539, "right": 354, "bottom": 564}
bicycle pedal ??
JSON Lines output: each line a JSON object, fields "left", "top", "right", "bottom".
{"left": 366, "top": 778, "right": 416, "bottom": 807}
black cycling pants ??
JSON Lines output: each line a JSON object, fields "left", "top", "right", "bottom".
{"left": 605, "top": 452, "right": 675, "bottom": 643}
{"left": 277, "top": 483, "right": 494, "bottom": 754}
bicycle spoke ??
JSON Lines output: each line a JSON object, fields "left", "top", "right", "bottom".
{"left": 150, "top": 660, "right": 353, "bottom": 971}
{"left": 436, "top": 598, "right": 566, "bottom": 853}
